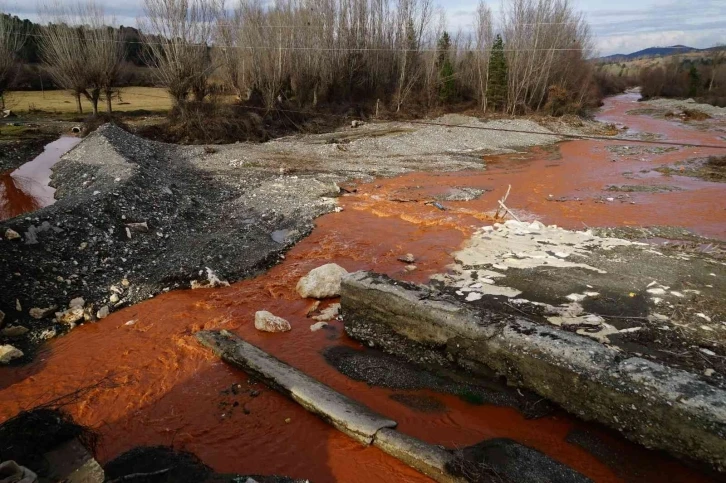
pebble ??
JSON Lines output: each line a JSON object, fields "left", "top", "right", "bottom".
{"left": 0, "top": 345, "right": 23, "bottom": 364}
{"left": 97, "top": 305, "right": 110, "bottom": 319}
{"left": 4, "top": 228, "right": 20, "bottom": 240}
{"left": 310, "top": 322, "right": 328, "bottom": 332}
{"left": 398, "top": 253, "right": 416, "bottom": 263}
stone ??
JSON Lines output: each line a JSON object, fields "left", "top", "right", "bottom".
{"left": 0, "top": 461, "right": 36, "bottom": 483}
{"left": 296, "top": 263, "right": 349, "bottom": 299}
{"left": 404, "top": 265, "right": 417, "bottom": 272}
{"left": 109, "top": 294, "right": 120, "bottom": 304}
{"left": 1, "top": 325, "right": 29, "bottom": 337}
{"left": 15, "top": 299, "right": 21, "bottom": 311}
{"left": 0, "top": 344, "right": 24, "bottom": 363}
{"left": 97, "top": 306, "right": 110, "bottom": 319}
{"left": 69, "top": 297, "right": 85, "bottom": 308}
{"left": 29, "top": 306, "right": 57, "bottom": 319}
{"left": 37, "top": 328, "right": 57, "bottom": 340}
{"left": 191, "top": 267, "right": 230, "bottom": 289}
{"left": 310, "top": 322, "right": 329, "bottom": 332}
{"left": 254, "top": 311, "right": 291, "bottom": 333}
{"left": 313, "top": 303, "right": 341, "bottom": 322}
{"left": 125, "top": 221, "right": 149, "bottom": 232}
{"left": 398, "top": 253, "right": 416, "bottom": 263}
{"left": 4, "top": 228, "right": 20, "bottom": 240}
{"left": 0, "top": 310, "right": 4, "bottom": 326}
{"left": 57, "top": 307, "right": 84, "bottom": 326}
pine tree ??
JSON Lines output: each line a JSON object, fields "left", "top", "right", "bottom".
{"left": 437, "top": 32, "right": 455, "bottom": 103}
{"left": 486, "top": 34, "right": 507, "bottom": 111}
{"left": 688, "top": 64, "right": 701, "bottom": 98}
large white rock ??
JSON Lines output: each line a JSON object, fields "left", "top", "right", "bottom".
{"left": 0, "top": 344, "right": 24, "bottom": 364}
{"left": 296, "top": 264, "right": 349, "bottom": 299}
{"left": 254, "top": 311, "right": 291, "bottom": 333}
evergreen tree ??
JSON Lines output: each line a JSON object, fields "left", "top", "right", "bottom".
{"left": 486, "top": 34, "right": 507, "bottom": 111}
{"left": 688, "top": 64, "right": 701, "bottom": 97}
{"left": 437, "top": 32, "right": 455, "bottom": 103}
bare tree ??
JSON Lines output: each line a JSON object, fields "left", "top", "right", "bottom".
{"left": 474, "top": 1, "right": 493, "bottom": 111}
{"left": 502, "top": 0, "right": 593, "bottom": 115}
{"left": 707, "top": 45, "right": 726, "bottom": 92}
{"left": 140, "top": 0, "right": 220, "bottom": 109}
{"left": 40, "top": 2, "right": 125, "bottom": 115}
{"left": 0, "top": 10, "right": 25, "bottom": 109}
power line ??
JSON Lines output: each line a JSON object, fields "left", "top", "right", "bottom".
{"left": 65, "top": 91, "right": 726, "bottom": 150}
{"left": 5, "top": 88, "right": 724, "bottom": 150}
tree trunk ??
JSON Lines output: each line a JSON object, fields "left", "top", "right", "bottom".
{"left": 75, "top": 93, "right": 83, "bottom": 114}
{"left": 106, "top": 92, "right": 113, "bottom": 113}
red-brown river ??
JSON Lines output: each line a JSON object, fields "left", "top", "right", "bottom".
{"left": 1, "top": 94, "right": 725, "bottom": 482}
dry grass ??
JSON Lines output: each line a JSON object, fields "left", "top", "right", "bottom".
{"left": 5, "top": 87, "right": 174, "bottom": 113}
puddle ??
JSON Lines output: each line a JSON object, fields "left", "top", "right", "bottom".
{"left": 0, "top": 95, "right": 724, "bottom": 482}
{"left": 0, "top": 136, "right": 81, "bottom": 221}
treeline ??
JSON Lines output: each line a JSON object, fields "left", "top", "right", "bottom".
{"left": 640, "top": 52, "right": 726, "bottom": 107}
{"left": 1, "top": 0, "right": 600, "bottom": 118}
{"left": 213, "top": 0, "right": 598, "bottom": 115}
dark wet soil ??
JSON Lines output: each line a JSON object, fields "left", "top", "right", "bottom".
{"left": 323, "top": 345, "right": 554, "bottom": 419}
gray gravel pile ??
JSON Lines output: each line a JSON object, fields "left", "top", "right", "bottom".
{"left": 199, "top": 115, "right": 565, "bottom": 180}
{"left": 0, "top": 124, "right": 343, "bottom": 361}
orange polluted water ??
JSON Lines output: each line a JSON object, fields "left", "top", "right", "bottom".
{"left": 1, "top": 95, "right": 725, "bottom": 483}
{"left": 0, "top": 136, "right": 81, "bottom": 221}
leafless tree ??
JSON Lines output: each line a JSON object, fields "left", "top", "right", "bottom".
{"left": 708, "top": 45, "right": 726, "bottom": 92}
{"left": 0, "top": 10, "right": 24, "bottom": 109}
{"left": 501, "top": 0, "right": 593, "bottom": 115}
{"left": 40, "top": 2, "right": 125, "bottom": 115}
{"left": 140, "top": 0, "right": 220, "bottom": 108}
{"left": 474, "top": 1, "right": 493, "bottom": 111}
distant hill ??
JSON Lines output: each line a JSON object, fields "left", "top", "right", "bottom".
{"left": 598, "top": 45, "right": 701, "bottom": 62}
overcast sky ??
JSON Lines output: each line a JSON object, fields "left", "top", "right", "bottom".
{"left": 3, "top": 0, "right": 725, "bottom": 56}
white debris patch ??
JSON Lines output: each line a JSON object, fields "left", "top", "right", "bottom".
{"left": 433, "top": 220, "right": 634, "bottom": 303}
{"left": 454, "top": 220, "right": 633, "bottom": 273}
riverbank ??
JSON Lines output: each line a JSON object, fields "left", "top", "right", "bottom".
{"left": 1, "top": 93, "right": 725, "bottom": 482}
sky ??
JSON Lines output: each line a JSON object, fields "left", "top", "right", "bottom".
{"left": 3, "top": 0, "right": 725, "bottom": 56}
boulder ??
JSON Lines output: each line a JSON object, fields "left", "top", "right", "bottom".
{"left": 254, "top": 311, "right": 291, "bottom": 333}
{"left": 296, "top": 264, "right": 349, "bottom": 299}
{"left": 0, "top": 345, "right": 24, "bottom": 364}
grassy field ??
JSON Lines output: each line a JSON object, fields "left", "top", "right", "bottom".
{"left": 5, "top": 87, "right": 173, "bottom": 114}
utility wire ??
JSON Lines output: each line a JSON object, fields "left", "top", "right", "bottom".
{"left": 6, "top": 89, "right": 723, "bottom": 150}
{"left": 8, "top": 31, "right": 591, "bottom": 52}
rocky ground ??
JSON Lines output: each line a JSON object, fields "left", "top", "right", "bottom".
{"left": 430, "top": 221, "right": 726, "bottom": 385}
{"left": 0, "top": 116, "right": 585, "bottom": 363}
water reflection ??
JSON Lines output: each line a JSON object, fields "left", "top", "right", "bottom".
{"left": 0, "top": 136, "right": 81, "bottom": 221}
